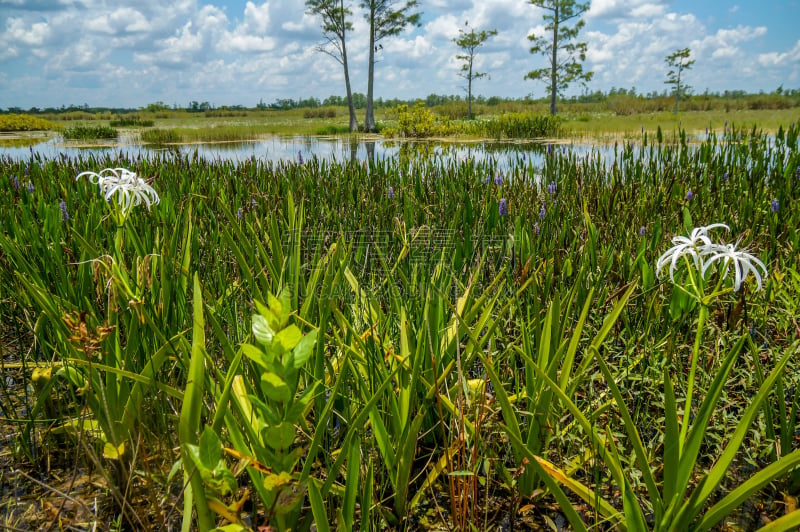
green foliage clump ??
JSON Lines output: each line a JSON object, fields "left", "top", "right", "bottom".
{"left": 303, "top": 108, "right": 337, "bottom": 119}
{"left": 476, "top": 112, "right": 562, "bottom": 138}
{"left": 140, "top": 128, "right": 180, "bottom": 144}
{"left": 383, "top": 101, "right": 458, "bottom": 138}
{"left": 109, "top": 118, "right": 155, "bottom": 127}
{"left": 0, "top": 114, "right": 58, "bottom": 132}
{"left": 62, "top": 124, "right": 118, "bottom": 140}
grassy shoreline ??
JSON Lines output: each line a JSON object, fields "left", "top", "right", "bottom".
{"left": 2, "top": 105, "right": 798, "bottom": 145}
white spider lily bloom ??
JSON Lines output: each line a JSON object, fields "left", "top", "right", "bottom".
{"left": 700, "top": 242, "right": 768, "bottom": 292}
{"left": 655, "top": 223, "right": 730, "bottom": 281}
{"left": 76, "top": 168, "right": 160, "bottom": 211}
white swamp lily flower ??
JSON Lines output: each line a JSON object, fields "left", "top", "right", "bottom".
{"left": 655, "top": 223, "right": 729, "bottom": 282}
{"left": 76, "top": 167, "right": 160, "bottom": 211}
{"left": 700, "top": 242, "right": 768, "bottom": 292}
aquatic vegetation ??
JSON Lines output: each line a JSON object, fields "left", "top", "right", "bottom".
{"left": 0, "top": 123, "right": 799, "bottom": 530}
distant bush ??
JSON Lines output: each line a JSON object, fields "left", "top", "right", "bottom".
{"left": 204, "top": 109, "right": 248, "bottom": 118}
{"left": 304, "top": 108, "right": 337, "bottom": 119}
{"left": 62, "top": 124, "right": 118, "bottom": 140}
{"left": 140, "top": 128, "right": 180, "bottom": 144}
{"left": 109, "top": 118, "right": 155, "bottom": 127}
{"left": 435, "top": 102, "right": 470, "bottom": 120}
{"left": 383, "top": 102, "right": 458, "bottom": 138}
{"left": 0, "top": 114, "right": 58, "bottom": 132}
{"left": 56, "top": 111, "right": 102, "bottom": 121}
{"left": 476, "top": 112, "right": 562, "bottom": 139}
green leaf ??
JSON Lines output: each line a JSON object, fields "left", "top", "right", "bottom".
{"left": 263, "top": 471, "right": 294, "bottom": 491}
{"left": 263, "top": 422, "right": 296, "bottom": 451}
{"left": 255, "top": 299, "right": 280, "bottom": 331}
{"left": 275, "top": 324, "right": 303, "bottom": 353}
{"left": 252, "top": 314, "right": 275, "bottom": 346}
{"left": 287, "top": 329, "right": 317, "bottom": 369}
{"left": 308, "top": 479, "right": 331, "bottom": 532}
{"left": 285, "top": 381, "right": 320, "bottom": 423}
{"left": 260, "top": 372, "right": 291, "bottom": 402}
{"left": 682, "top": 206, "right": 692, "bottom": 232}
{"left": 267, "top": 291, "right": 283, "bottom": 322}
{"left": 241, "top": 342, "right": 272, "bottom": 368}
{"left": 696, "top": 448, "right": 800, "bottom": 531}
{"left": 199, "top": 426, "right": 222, "bottom": 469}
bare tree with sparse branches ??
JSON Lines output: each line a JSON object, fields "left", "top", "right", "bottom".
{"left": 306, "top": 0, "right": 360, "bottom": 132}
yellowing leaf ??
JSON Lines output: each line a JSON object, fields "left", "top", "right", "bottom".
{"left": 103, "top": 441, "right": 125, "bottom": 460}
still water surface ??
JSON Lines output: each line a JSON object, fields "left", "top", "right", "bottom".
{"left": 1, "top": 134, "right": 626, "bottom": 168}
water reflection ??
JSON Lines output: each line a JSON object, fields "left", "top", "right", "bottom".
{"left": 1, "top": 134, "right": 623, "bottom": 168}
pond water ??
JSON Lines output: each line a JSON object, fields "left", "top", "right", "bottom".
{"left": 0, "top": 133, "right": 628, "bottom": 168}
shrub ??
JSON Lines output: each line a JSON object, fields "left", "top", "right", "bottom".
{"left": 478, "top": 112, "right": 561, "bottom": 139}
{"left": 303, "top": 108, "right": 337, "bottom": 119}
{"left": 62, "top": 124, "right": 118, "bottom": 140}
{"left": 383, "top": 101, "right": 457, "bottom": 138}
{"left": 109, "top": 118, "right": 155, "bottom": 127}
{"left": 140, "top": 128, "right": 180, "bottom": 144}
{"left": 0, "top": 114, "right": 58, "bottom": 132}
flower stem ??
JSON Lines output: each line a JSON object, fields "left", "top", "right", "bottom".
{"left": 680, "top": 301, "right": 707, "bottom": 454}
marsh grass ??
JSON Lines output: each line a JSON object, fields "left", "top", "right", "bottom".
{"left": 1, "top": 123, "right": 799, "bottom": 529}
{"left": 62, "top": 124, "right": 118, "bottom": 140}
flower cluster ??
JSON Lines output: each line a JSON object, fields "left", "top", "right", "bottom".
{"left": 76, "top": 167, "right": 160, "bottom": 212}
{"left": 656, "top": 223, "right": 767, "bottom": 292}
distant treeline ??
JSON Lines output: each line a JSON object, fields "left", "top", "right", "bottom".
{"left": 3, "top": 86, "right": 799, "bottom": 116}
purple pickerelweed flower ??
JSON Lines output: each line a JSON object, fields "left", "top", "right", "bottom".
{"left": 546, "top": 183, "right": 556, "bottom": 196}
{"left": 771, "top": 198, "right": 779, "bottom": 212}
{"left": 59, "top": 199, "right": 69, "bottom": 221}
{"left": 499, "top": 198, "right": 507, "bottom": 217}
{"left": 387, "top": 186, "right": 395, "bottom": 200}
{"left": 494, "top": 173, "right": 503, "bottom": 186}
{"left": 639, "top": 226, "right": 646, "bottom": 237}
{"left": 26, "top": 181, "right": 34, "bottom": 193}
{"left": 685, "top": 189, "right": 694, "bottom": 201}
{"left": 236, "top": 208, "right": 243, "bottom": 219}
{"left": 11, "top": 176, "right": 19, "bottom": 189}
{"left": 534, "top": 222, "right": 540, "bottom": 234}
{"left": 723, "top": 172, "right": 729, "bottom": 182}
{"left": 297, "top": 151, "right": 304, "bottom": 165}
{"left": 538, "top": 204, "right": 546, "bottom": 219}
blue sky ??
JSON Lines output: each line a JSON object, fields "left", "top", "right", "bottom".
{"left": 1, "top": 0, "right": 798, "bottom": 109}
